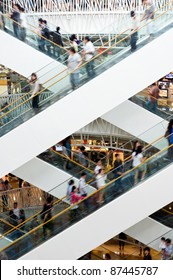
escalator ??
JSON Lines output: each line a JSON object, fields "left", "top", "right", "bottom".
{"left": 12, "top": 117, "right": 169, "bottom": 194}
{"left": 101, "top": 100, "right": 168, "bottom": 147}
{"left": 12, "top": 148, "right": 97, "bottom": 198}
{"left": 102, "top": 85, "right": 172, "bottom": 146}
{"left": 0, "top": 25, "right": 68, "bottom": 84}
{"left": 125, "top": 213, "right": 173, "bottom": 253}
{"left": 0, "top": 136, "right": 172, "bottom": 260}
{"left": 0, "top": 2, "right": 173, "bottom": 177}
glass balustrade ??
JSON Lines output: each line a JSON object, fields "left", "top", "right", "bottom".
{"left": 130, "top": 94, "right": 173, "bottom": 120}
{"left": 0, "top": 136, "right": 172, "bottom": 259}
{"left": 0, "top": 2, "right": 172, "bottom": 137}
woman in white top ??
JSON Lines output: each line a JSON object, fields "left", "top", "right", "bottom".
{"left": 96, "top": 169, "right": 106, "bottom": 204}
{"left": 132, "top": 145, "right": 146, "bottom": 184}
{"left": 29, "top": 73, "right": 40, "bottom": 109}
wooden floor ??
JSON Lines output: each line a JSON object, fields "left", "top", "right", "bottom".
{"left": 91, "top": 239, "right": 160, "bottom": 260}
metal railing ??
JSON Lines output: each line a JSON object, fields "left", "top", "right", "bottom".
{"left": 1, "top": 0, "right": 171, "bottom": 14}
{"left": 0, "top": 1, "right": 172, "bottom": 131}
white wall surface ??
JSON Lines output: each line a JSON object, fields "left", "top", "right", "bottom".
{"left": 20, "top": 163, "right": 173, "bottom": 260}
{"left": 1, "top": 28, "right": 173, "bottom": 177}
{"left": 12, "top": 157, "right": 95, "bottom": 198}
{"left": 0, "top": 30, "right": 68, "bottom": 92}
{"left": 102, "top": 100, "right": 168, "bottom": 149}
{"left": 125, "top": 217, "right": 173, "bottom": 251}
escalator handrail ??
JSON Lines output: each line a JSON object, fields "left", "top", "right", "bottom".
{"left": 0, "top": 24, "right": 130, "bottom": 115}
{"left": 49, "top": 147, "right": 95, "bottom": 173}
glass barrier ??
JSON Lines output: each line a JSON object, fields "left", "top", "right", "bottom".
{"left": 130, "top": 94, "right": 173, "bottom": 120}
{"left": 0, "top": 2, "right": 172, "bottom": 136}
{"left": 1, "top": 0, "right": 134, "bottom": 49}
{"left": 90, "top": 236, "right": 160, "bottom": 260}
{"left": 0, "top": 218, "right": 25, "bottom": 240}
{"left": 118, "top": 114, "right": 172, "bottom": 159}
{"left": 0, "top": 124, "right": 170, "bottom": 244}
{"left": 150, "top": 208, "right": 173, "bottom": 228}
{"left": 2, "top": 13, "right": 69, "bottom": 63}
{"left": 38, "top": 148, "right": 95, "bottom": 180}
{"left": 124, "top": 229, "right": 173, "bottom": 260}
{"left": 1, "top": 5, "right": 130, "bottom": 69}
{"left": 0, "top": 139, "right": 172, "bottom": 259}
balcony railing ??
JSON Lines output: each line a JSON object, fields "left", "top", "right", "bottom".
{"left": 1, "top": 0, "right": 171, "bottom": 14}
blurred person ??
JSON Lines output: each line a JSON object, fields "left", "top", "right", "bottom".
{"left": 50, "top": 26, "right": 64, "bottom": 58}
{"left": 36, "top": 18, "right": 43, "bottom": 50}
{"left": 0, "top": 179, "right": 8, "bottom": 211}
{"left": 40, "top": 196, "right": 53, "bottom": 239}
{"left": 70, "top": 185, "right": 83, "bottom": 222}
{"left": 22, "top": 181, "right": 31, "bottom": 207}
{"left": 41, "top": 20, "right": 51, "bottom": 55}
{"left": 107, "top": 148, "right": 114, "bottom": 169}
{"left": 71, "top": 185, "right": 83, "bottom": 205}
{"left": 78, "top": 146, "right": 88, "bottom": 167}
{"left": 165, "top": 119, "right": 173, "bottom": 160}
{"left": 94, "top": 159, "right": 103, "bottom": 175}
{"left": 132, "top": 140, "right": 141, "bottom": 153}
{"left": 13, "top": 202, "right": 20, "bottom": 218}
{"left": 96, "top": 168, "right": 106, "bottom": 204}
{"left": 28, "top": 73, "right": 40, "bottom": 109}
{"left": 19, "top": 7, "right": 27, "bottom": 42}
{"left": 18, "top": 208, "right": 26, "bottom": 231}
{"left": 66, "top": 179, "right": 75, "bottom": 201}
{"left": 10, "top": 3, "right": 20, "bottom": 39}
{"left": 69, "top": 34, "right": 78, "bottom": 52}
{"left": 163, "top": 238, "right": 173, "bottom": 260}
{"left": 83, "top": 36, "right": 95, "bottom": 78}
{"left": 63, "top": 136, "right": 72, "bottom": 158}
{"left": 130, "top": 11, "right": 139, "bottom": 52}
{"left": 10, "top": 3, "right": 21, "bottom": 39}
{"left": 0, "top": 6, "right": 3, "bottom": 30}
{"left": 0, "top": 251, "right": 8, "bottom": 260}
{"left": 113, "top": 154, "right": 124, "bottom": 191}
{"left": 132, "top": 145, "right": 146, "bottom": 184}
{"left": 146, "top": 83, "right": 159, "bottom": 113}
{"left": 141, "top": 0, "right": 155, "bottom": 38}
{"left": 159, "top": 237, "right": 166, "bottom": 259}
{"left": 10, "top": 71, "right": 21, "bottom": 94}
{"left": 119, "top": 232, "right": 127, "bottom": 254}
{"left": 68, "top": 47, "right": 82, "bottom": 90}
{"left": 105, "top": 253, "right": 111, "bottom": 260}
{"left": 143, "top": 247, "right": 152, "bottom": 260}
{"left": 78, "top": 172, "right": 87, "bottom": 198}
